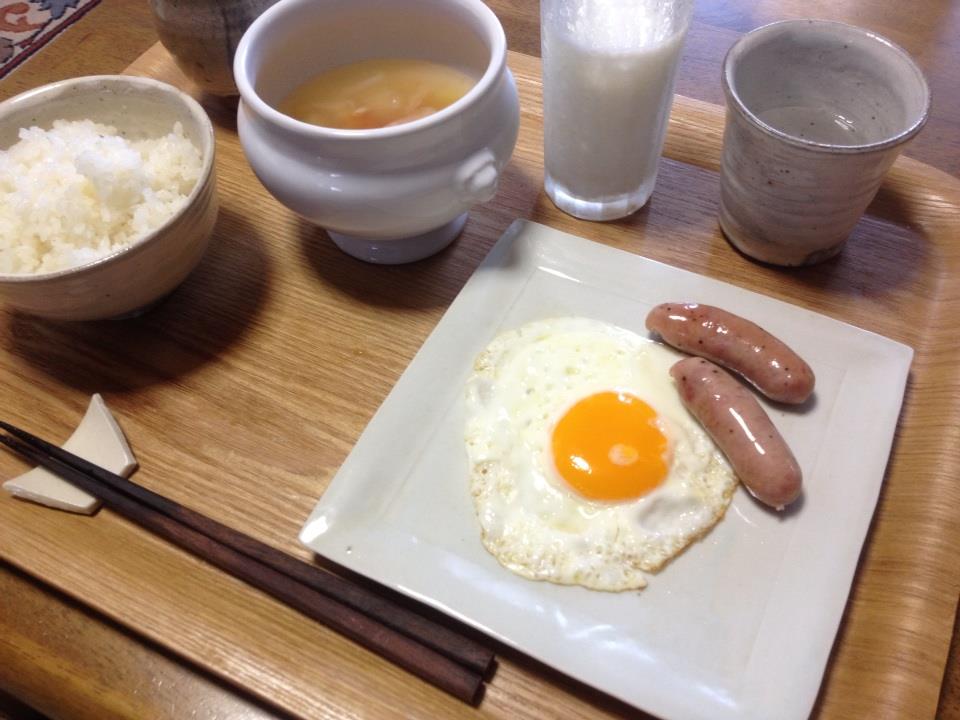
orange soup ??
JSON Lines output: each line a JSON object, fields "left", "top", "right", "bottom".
{"left": 279, "top": 58, "right": 476, "bottom": 130}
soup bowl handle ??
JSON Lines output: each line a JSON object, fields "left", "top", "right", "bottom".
{"left": 455, "top": 148, "right": 499, "bottom": 204}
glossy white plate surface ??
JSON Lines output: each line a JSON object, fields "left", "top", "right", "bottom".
{"left": 300, "top": 220, "right": 912, "bottom": 720}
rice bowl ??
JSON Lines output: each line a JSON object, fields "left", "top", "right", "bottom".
{"left": 0, "top": 75, "right": 218, "bottom": 320}
{"left": 1, "top": 119, "right": 203, "bottom": 275}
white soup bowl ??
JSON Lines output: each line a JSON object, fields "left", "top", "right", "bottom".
{"left": 233, "top": 0, "right": 520, "bottom": 264}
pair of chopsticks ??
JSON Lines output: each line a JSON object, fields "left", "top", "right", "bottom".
{"left": 0, "top": 421, "right": 493, "bottom": 703}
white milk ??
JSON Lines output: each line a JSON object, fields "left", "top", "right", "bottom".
{"left": 541, "top": 1, "right": 690, "bottom": 220}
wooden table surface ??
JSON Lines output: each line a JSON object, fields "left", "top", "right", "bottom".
{"left": 0, "top": 1, "right": 957, "bottom": 718}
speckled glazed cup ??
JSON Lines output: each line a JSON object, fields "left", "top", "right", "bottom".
{"left": 719, "top": 20, "right": 929, "bottom": 266}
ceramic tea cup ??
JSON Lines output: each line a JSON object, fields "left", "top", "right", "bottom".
{"left": 150, "top": 0, "right": 279, "bottom": 96}
{"left": 719, "top": 20, "right": 929, "bottom": 266}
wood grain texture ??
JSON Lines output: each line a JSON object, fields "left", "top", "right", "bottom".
{"left": 0, "top": 561, "right": 284, "bottom": 720}
{"left": 1, "top": 0, "right": 959, "bottom": 717}
{"left": 0, "top": 41, "right": 957, "bottom": 720}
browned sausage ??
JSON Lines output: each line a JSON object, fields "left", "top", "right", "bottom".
{"left": 646, "top": 302, "right": 815, "bottom": 404}
{"left": 670, "top": 357, "right": 802, "bottom": 510}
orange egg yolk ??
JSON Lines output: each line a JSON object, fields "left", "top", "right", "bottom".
{"left": 551, "top": 391, "right": 669, "bottom": 501}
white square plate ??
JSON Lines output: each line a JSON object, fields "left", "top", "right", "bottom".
{"left": 300, "top": 220, "right": 912, "bottom": 720}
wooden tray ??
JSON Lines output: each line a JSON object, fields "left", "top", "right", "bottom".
{"left": 1, "top": 43, "right": 958, "bottom": 719}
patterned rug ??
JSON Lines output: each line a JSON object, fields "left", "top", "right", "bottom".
{"left": 1, "top": 0, "right": 101, "bottom": 79}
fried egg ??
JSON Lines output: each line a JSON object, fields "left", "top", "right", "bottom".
{"left": 464, "top": 317, "right": 737, "bottom": 591}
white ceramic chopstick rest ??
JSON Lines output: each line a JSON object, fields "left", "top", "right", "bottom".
{"left": 2, "top": 394, "right": 138, "bottom": 514}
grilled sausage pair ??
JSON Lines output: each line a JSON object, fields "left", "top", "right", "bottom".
{"left": 646, "top": 303, "right": 814, "bottom": 510}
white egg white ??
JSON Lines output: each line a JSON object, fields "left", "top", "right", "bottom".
{"left": 464, "top": 317, "right": 737, "bottom": 592}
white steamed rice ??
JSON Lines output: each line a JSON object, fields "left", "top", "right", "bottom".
{"left": 0, "top": 119, "right": 202, "bottom": 275}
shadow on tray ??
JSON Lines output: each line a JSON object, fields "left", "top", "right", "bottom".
{"left": 2, "top": 207, "right": 271, "bottom": 393}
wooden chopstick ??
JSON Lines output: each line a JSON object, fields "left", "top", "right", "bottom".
{"left": 0, "top": 420, "right": 493, "bottom": 677}
{"left": 0, "top": 426, "right": 489, "bottom": 704}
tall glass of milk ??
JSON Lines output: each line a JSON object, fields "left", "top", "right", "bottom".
{"left": 541, "top": 0, "right": 693, "bottom": 220}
